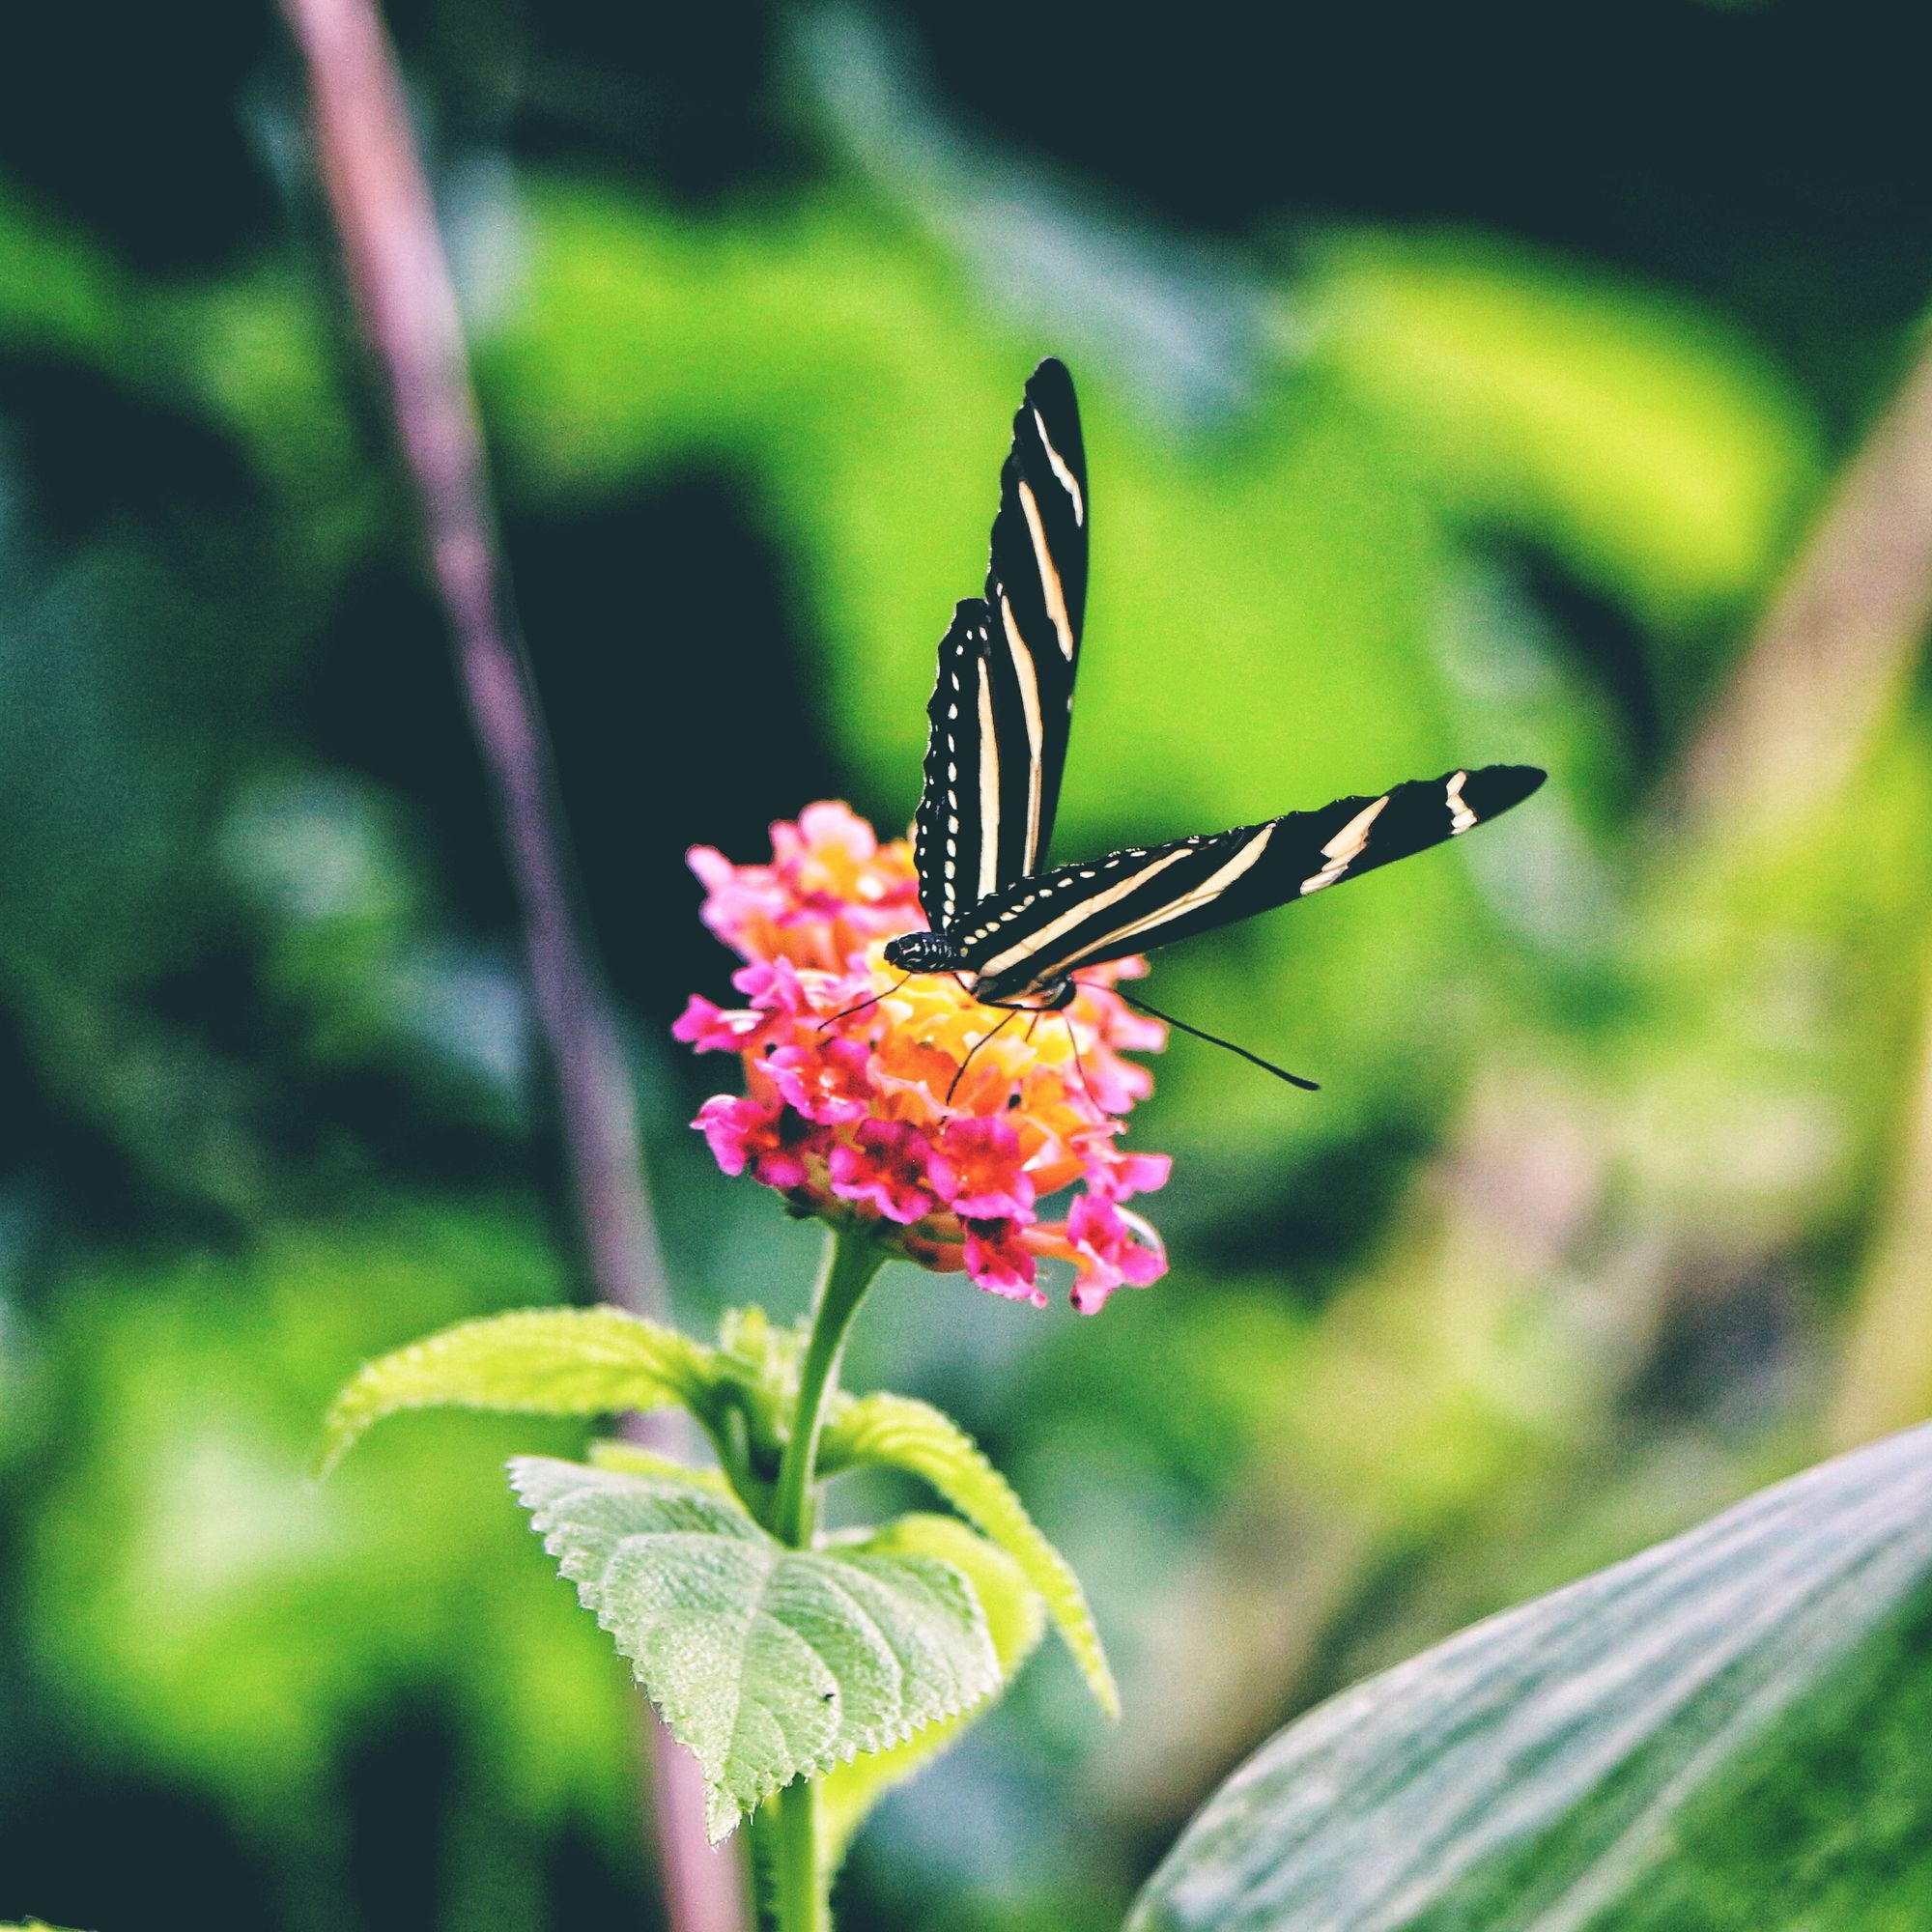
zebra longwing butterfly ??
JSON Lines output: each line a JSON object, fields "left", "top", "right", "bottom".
{"left": 882, "top": 359, "right": 1545, "bottom": 1050}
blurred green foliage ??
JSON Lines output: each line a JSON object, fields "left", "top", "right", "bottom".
{"left": 5, "top": 1, "right": 1932, "bottom": 1927}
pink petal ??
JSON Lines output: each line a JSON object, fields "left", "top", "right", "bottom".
{"left": 931, "top": 1116, "right": 1037, "bottom": 1223}
{"left": 828, "top": 1120, "right": 939, "bottom": 1225}
{"left": 1065, "top": 1190, "right": 1167, "bottom": 1311}
{"left": 798, "top": 800, "right": 878, "bottom": 860}
{"left": 694, "top": 1094, "right": 769, "bottom": 1178}
{"left": 961, "top": 1219, "right": 1047, "bottom": 1306}
{"left": 1103, "top": 1151, "right": 1173, "bottom": 1200}
{"left": 768, "top": 1037, "right": 875, "bottom": 1124}
{"left": 671, "top": 994, "right": 755, "bottom": 1052}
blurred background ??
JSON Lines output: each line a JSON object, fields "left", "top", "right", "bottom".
{"left": 5, "top": 0, "right": 1932, "bottom": 1924}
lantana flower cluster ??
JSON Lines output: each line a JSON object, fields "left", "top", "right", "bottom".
{"left": 674, "top": 803, "right": 1171, "bottom": 1312}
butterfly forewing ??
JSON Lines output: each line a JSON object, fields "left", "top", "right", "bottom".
{"left": 912, "top": 359, "right": 1089, "bottom": 929}
{"left": 982, "top": 357, "right": 1088, "bottom": 880}
{"left": 952, "top": 764, "right": 1546, "bottom": 1001}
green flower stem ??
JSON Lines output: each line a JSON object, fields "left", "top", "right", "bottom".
{"left": 755, "top": 1224, "right": 886, "bottom": 1932}
{"left": 766, "top": 1784, "right": 824, "bottom": 1932}
{"left": 712, "top": 1400, "right": 770, "bottom": 1522}
{"left": 771, "top": 1226, "right": 887, "bottom": 1549}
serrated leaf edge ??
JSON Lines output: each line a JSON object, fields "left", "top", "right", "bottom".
{"left": 318, "top": 1306, "right": 716, "bottom": 1475}
{"left": 823, "top": 1392, "right": 1119, "bottom": 1717}
{"left": 818, "top": 1516, "right": 1049, "bottom": 1867}
{"left": 508, "top": 1456, "right": 1001, "bottom": 1839}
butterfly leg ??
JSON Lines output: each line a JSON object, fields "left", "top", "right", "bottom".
{"left": 967, "top": 980, "right": 1077, "bottom": 1015}
{"left": 946, "top": 1007, "right": 1022, "bottom": 1105}
{"left": 976, "top": 981, "right": 1094, "bottom": 1107}
{"left": 941, "top": 975, "right": 1085, "bottom": 1106}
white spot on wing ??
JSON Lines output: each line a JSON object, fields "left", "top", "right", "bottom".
{"left": 1300, "top": 795, "right": 1390, "bottom": 895}
{"left": 1446, "top": 770, "right": 1477, "bottom": 835}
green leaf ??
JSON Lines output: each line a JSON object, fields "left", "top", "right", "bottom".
{"left": 822, "top": 1392, "right": 1118, "bottom": 1718}
{"left": 588, "top": 1437, "right": 738, "bottom": 1496}
{"left": 0, "top": 182, "right": 128, "bottom": 368}
{"left": 319, "top": 1308, "right": 717, "bottom": 1475}
{"left": 509, "top": 1456, "right": 1002, "bottom": 1841}
{"left": 818, "top": 1513, "right": 1047, "bottom": 1867}
{"left": 1127, "top": 1421, "right": 1932, "bottom": 1932}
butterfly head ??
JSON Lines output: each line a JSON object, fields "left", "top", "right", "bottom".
{"left": 883, "top": 928, "right": 958, "bottom": 975}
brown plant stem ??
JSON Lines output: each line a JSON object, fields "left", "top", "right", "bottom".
{"left": 1675, "top": 330, "right": 1932, "bottom": 836}
{"left": 275, "top": 1, "right": 749, "bottom": 1926}
{"left": 1830, "top": 931, "right": 1932, "bottom": 1450}
{"left": 1673, "top": 328, "right": 1932, "bottom": 1446}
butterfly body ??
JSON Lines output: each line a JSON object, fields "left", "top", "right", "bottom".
{"left": 887, "top": 359, "right": 1545, "bottom": 1050}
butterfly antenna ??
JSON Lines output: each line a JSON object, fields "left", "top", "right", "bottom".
{"left": 947, "top": 1008, "right": 1019, "bottom": 1105}
{"left": 818, "top": 973, "right": 914, "bottom": 1033}
{"left": 1105, "top": 985, "right": 1321, "bottom": 1092}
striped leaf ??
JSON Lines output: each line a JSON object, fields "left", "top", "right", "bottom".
{"left": 1129, "top": 1422, "right": 1932, "bottom": 1932}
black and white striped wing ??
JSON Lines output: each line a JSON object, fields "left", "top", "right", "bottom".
{"left": 912, "top": 358, "right": 1089, "bottom": 930}
{"left": 982, "top": 356, "right": 1088, "bottom": 878}
{"left": 913, "top": 599, "right": 998, "bottom": 932}
{"left": 952, "top": 764, "right": 1547, "bottom": 1001}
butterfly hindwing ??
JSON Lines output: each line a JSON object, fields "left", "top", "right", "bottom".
{"left": 952, "top": 764, "right": 1546, "bottom": 1000}
{"left": 913, "top": 600, "right": 997, "bottom": 931}
{"left": 912, "top": 359, "right": 1089, "bottom": 929}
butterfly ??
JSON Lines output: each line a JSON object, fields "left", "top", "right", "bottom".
{"left": 882, "top": 358, "right": 1544, "bottom": 1078}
